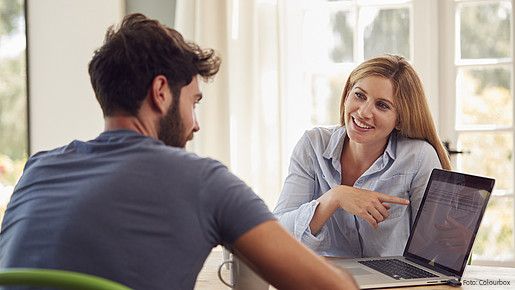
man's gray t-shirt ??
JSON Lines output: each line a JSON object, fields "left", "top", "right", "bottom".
{"left": 0, "top": 130, "right": 274, "bottom": 289}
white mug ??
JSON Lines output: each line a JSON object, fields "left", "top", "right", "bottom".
{"left": 217, "top": 249, "right": 269, "bottom": 290}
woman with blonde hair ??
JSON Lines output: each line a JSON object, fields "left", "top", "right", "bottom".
{"left": 274, "top": 55, "right": 451, "bottom": 257}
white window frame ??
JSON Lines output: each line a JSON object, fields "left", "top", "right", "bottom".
{"left": 438, "top": 0, "right": 515, "bottom": 266}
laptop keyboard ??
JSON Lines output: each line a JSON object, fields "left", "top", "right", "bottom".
{"left": 358, "top": 259, "right": 438, "bottom": 280}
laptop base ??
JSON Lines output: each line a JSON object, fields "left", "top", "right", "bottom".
{"left": 326, "top": 256, "right": 456, "bottom": 289}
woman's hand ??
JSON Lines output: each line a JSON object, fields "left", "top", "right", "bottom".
{"left": 310, "top": 185, "right": 409, "bottom": 234}
{"left": 333, "top": 185, "right": 410, "bottom": 228}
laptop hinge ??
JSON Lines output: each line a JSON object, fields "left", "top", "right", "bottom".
{"left": 405, "top": 256, "right": 459, "bottom": 278}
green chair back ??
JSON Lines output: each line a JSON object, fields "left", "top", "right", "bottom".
{"left": 0, "top": 268, "right": 131, "bottom": 290}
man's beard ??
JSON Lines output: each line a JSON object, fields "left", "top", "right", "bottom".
{"left": 157, "top": 101, "right": 187, "bottom": 148}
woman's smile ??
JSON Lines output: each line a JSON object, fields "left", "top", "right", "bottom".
{"left": 351, "top": 116, "right": 374, "bottom": 130}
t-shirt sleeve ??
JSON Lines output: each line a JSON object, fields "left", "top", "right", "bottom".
{"left": 198, "top": 159, "right": 275, "bottom": 249}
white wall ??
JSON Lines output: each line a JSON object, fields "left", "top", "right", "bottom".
{"left": 413, "top": 0, "right": 440, "bottom": 128}
{"left": 28, "top": 0, "right": 124, "bottom": 153}
{"left": 175, "top": 0, "right": 231, "bottom": 166}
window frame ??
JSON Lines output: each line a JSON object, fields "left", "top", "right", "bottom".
{"left": 438, "top": 0, "right": 515, "bottom": 266}
{"left": 0, "top": 0, "right": 29, "bottom": 227}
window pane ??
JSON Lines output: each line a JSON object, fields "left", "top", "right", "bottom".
{"left": 302, "top": 8, "right": 354, "bottom": 64}
{"left": 472, "top": 197, "right": 514, "bottom": 261}
{"left": 309, "top": 72, "right": 347, "bottom": 126}
{"left": 362, "top": 7, "right": 410, "bottom": 59}
{"left": 458, "top": 133, "right": 514, "bottom": 261}
{"left": 456, "top": 67, "right": 512, "bottom": 127}
{"left": 329, "top": 10, "right": 354, "bottom": 62}
{"left": 459, "top": 2, "right": 511, "bottom": 59}
{"left": 0, "top": 0, "right": 27, "bottom": 225}
{"left": 457, "top": 132, "right": 513, "bottom": 193}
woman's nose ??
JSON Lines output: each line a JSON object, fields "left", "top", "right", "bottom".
{"left": 357, "top": 101, "right": 373, "bottom": 118}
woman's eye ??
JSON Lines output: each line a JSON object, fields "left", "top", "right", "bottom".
{"left": 377, "top": 101, "right": 390, "bottom": 110}
{"left": 354, "top": 92, "right": 366, "bottom": 100}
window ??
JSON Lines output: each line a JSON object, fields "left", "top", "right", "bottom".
{"left": 281, "top": 0, "right": 416, "bottom": 172}
{"left": 282, "top": 0, "right": 515, "bottom": 264}
{"left": 294, "top": 0, "right": 412, "bottom": 125}
{"left": 440, "top": 0, "right": 514, "bottom": 266}
{"left": 0, "top": 0, "right": 28, "bottom": 225}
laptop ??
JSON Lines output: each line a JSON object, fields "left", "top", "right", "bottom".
{"left": 327, "top": 168, "right": 495, "bottom": 289}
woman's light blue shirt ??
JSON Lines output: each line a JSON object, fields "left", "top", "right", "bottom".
{"left": 273, "top": 126, "right": 442, "bottom": 258}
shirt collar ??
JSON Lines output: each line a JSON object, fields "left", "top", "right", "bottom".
{"left": 322, "top": 126, "right": 347, "bottom": 160}
{"left": 384, "top": 130, "right": 398, "bottom": 161}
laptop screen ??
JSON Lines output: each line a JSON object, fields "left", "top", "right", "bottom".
{"left": 404, "top": 169, "right": 495, "bottom": 276}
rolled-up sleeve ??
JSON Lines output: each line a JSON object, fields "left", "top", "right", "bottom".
{"left": 273, "top": 133, "right": 329, "bottom": 250}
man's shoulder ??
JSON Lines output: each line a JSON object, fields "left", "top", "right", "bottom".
{"left": 25, "top": 144, "right": 71, "bottom": 167}
{"left": 152, "top": 145, "right": 224, "bottom": 168}
{"left": 27, "top": 138, "right": 225, "bottom": 173}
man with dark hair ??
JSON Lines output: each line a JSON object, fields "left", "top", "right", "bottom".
{"left": 0, "top": 14, "right": 356, "bottom": 289}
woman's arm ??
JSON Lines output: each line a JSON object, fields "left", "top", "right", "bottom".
{"left": 275, "top": 132, "right": 409, "bottom": 241}
{"left": 273, "top": 133, "right": 329, "bottom": 248}
{"left": 311, "top": 185, "right": 409, "bottom": 234}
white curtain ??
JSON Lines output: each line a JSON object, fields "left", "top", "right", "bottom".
{"left": 175, "top": 0, "right": 283, "bottom": 208}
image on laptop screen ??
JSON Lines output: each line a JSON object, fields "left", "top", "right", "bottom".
{"left": 406, "top": 170, "right": 494, "bottom": 274}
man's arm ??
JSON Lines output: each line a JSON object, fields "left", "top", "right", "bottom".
{"left": 233, "top": 220, "right": 358, "bottom": 290}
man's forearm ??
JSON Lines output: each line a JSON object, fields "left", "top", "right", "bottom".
{"left": 234, "top": 220, "right": 358, "bottom": 290}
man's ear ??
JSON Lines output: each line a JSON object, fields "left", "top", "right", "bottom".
{"left": 149, "top": 75, "right": 171, "bottom": 115}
